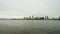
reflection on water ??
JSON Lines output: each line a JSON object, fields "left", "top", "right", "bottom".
{"left": 0, "top": 20, "right": 60, "bottom": 34}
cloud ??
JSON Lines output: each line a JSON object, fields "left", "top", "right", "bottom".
{"left": 0, "top": 0, "right": 60, "bottom": 18}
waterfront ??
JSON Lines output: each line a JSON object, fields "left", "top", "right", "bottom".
{"left": 0, "top": 20, "right": 60, "bottom": 34}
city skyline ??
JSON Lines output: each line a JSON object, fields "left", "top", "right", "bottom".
{"left": 0, "top": 0, "right": 60, "bottom": 18}
{"left": 0, "top": 16, "right": 60, "bottom": 20}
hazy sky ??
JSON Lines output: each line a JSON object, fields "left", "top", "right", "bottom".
{"left": 0, "top": 0, "right": 60, "bottom": 18}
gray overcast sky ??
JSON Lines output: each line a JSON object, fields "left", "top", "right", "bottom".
{"left": 0, "top": 0, "right": 60, "bottom": 18}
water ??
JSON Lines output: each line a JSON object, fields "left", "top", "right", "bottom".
{"left": 0, "top": 20, "right": 60, "bottom": 34}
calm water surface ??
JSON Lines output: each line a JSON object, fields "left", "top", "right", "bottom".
{"left": 0, "top": 20, "right": 60, "bottom": 34}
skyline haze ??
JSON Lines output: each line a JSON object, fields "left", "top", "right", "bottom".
{"left": 0, "top": 0, "right": 60, "bottom": 18}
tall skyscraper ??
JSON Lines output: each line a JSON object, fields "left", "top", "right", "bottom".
{"left": 59, "top": 16, "right": 60, "bottom": 20}
{"left": 45, "top": 16, "right": 48, "bottom": 20}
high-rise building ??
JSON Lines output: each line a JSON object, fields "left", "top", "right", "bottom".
{"left": 46, "top": 16, "right": 48, "bottom": 19}
{"left": 29, "top": 16, "right": 31, "bottom": 19}
{"left": 45, "top": 16, "right": 48, "bottom": 20}
{"left": 59, "top": 16, "right": 60, "bottom": 20}
{"left": 31, "top": 15, "right": 34, "bottom": 19}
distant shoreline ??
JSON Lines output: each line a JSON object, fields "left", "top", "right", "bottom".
{"left": 0, "top": 19, "right": 60, "bottom": 20}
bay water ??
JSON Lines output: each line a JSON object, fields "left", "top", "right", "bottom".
{"left": 0, "top": 20, "right": 60, "bottom": 34}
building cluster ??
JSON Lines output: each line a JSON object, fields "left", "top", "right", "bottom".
{"left": 1, "top": 16, "right": 60, "bottom": 20}
{"left": 23, "top": 16, "right": 60, "bottom": 20}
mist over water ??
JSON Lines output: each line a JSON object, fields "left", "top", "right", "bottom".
{"left": 0, "top": 20, "right": 60, "bottom": 34}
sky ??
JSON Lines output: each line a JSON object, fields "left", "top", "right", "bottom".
{"left": 0, "top": 0, "right": 60, "bottom": 18}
